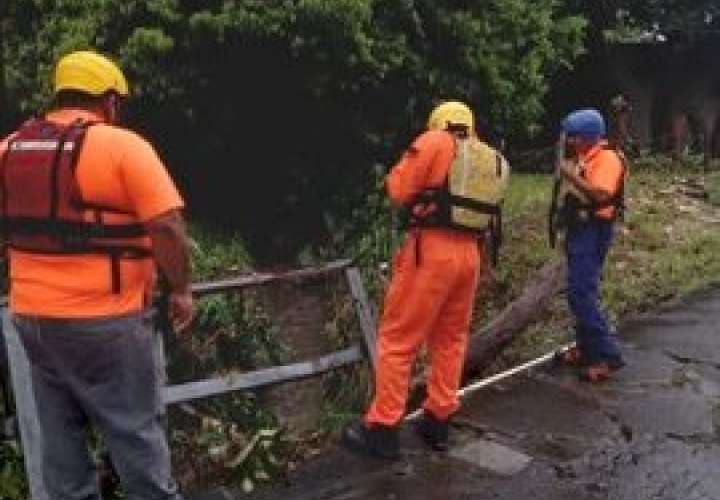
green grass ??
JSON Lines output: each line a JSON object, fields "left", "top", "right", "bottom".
{"left": 188, "top": 224, "right": 255, "bottom": 280}
{"left": 705, "top": 170, "right": 720, "bottom": 205}
{"left": 498, "top": 173, "right": 556, "bottom": 285}
{"left": 502, "top": 172, "right": 553, "bottom": 215}
{"left": 0, "top": 442, "right": 27, "bottom": 500}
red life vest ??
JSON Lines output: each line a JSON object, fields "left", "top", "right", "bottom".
{"left": 0, "top": 118, "right": 152, "bottom": 292}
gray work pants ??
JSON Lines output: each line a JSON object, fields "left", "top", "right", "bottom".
{"left": 15, "top": 311, "right": 182, "bottom": 500}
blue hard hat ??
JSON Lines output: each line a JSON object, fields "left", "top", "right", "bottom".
{"left": 561, "top": 108, "right": 606, "bottom": 140}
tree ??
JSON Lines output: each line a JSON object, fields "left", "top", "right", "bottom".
{"left": 1, "top": 0, "right": 587, "bottom": 262}
{"left": 617, "top": 0, "right": 720, "bottom": 37}
{"left": 564, "top": 0, "right": 720, "bottom": 42}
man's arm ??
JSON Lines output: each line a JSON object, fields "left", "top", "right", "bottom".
{"left": 386, "top": 131, "right": 450, "bottom": 206}
{"left": 560, "top": 162, "right": 615, "bottom": 205}
{"left": 145, "top": 209, "right": 194, "bottom": 332}
{"left": 560, "top": 147, "right": 624, "bottom": 206}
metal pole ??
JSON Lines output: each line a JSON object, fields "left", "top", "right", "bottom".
{"left": 345, "top": 267, "right": 378, "bottom": 368}
{"left": 405, "top": 343, "right": 573, "bottom": 421}
{"left": 3, "top": 310, "right": 49, "bottom": 500}
{"left": 152, "top": 318, "right": 168, "bottom": 417}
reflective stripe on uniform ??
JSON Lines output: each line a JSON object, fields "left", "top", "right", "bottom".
{"left": 10, "top": 141, "right": 75, "bottom": 152}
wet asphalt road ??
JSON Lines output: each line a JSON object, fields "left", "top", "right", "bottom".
{"left": 197, "top": 285, "right": 720, "bottom": 500}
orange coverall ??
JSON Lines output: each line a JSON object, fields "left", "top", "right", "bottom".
{"left": 365, "top": 130, "right": 483, "bottom": 427}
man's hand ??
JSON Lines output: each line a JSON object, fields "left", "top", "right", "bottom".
{"left": 169, "top": 289, "right": 194, "bottom": 333}
{"left": 146, "top": 209, "right": 194, "bottom": 334}
{"left": 412, "top": 201, "right": 438, "bottom": 218}
{"left": 559, "top": 161, "right": 578, "bottom": 180}
{"left": 559, "top": 161, "right": 613, "bottom": 205}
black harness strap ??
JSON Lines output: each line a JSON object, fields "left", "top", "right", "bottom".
{"left": 110, "top": 254, "right": 121, "bottom": 294}
{"left": 8, "top": 243, "right": 151, "bottom": 258}
{"left": 447, "top": 194, "right": 501, "bottom": 215}
{"left": 489, "top": 206, "right": 502, "bottom": 266}
{"left": 0, "top": 139, "right": 14, "bottom": 244}
{"left": 3, "top": 217, "right": 146, "bottom": 238}
{"left": 68, "top": 120, "right": 92, "bottom": 175}
{"left": 408, "top": 189, "right": 503, "bottom": 267}
{"left": 49, "top": 122, "right": 83, "bottom": 218}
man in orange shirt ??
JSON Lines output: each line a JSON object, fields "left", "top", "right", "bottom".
{"left": 557, "top": 108, "right": 625, "bottom": 382}
{"left": 0, "top": 50, "right": 192, "bottom": 499}
{"left": 343, "top": 102, "right": 490, "bottom": 458}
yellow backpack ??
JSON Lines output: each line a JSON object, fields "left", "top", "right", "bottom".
{"left": 447, "top": 136, "right": 510, "bottom": 231}
{"left": 409, "top": 135, "right": 510, "bottom": 264}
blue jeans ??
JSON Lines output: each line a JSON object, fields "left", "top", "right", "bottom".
{"left": 15, "top": 312, "right": 183, "bottom": 500}
{"left": 566, "top": 220, "right": 623, "bottom": 365}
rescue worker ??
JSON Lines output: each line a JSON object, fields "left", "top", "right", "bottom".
{"left": 0, "top": 50, "right": 192, "bottom": 499}
{"left": 343, "top": 101, "right": 508, "bottom": 458}
{"left": 556, "top": 108, "right": 625, "bottom": 382}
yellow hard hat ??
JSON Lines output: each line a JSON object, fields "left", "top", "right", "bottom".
{"left": 427, "top": 101, "right": 474, "bottom": 131}
{"left": 54, "top": 50, "right": 129, "bottom": 97}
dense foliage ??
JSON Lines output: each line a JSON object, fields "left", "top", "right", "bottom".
{"left": 610, "top": 0, "right": 720, "bottom": 37}
{"left": 562, "top": 1, "right": 720, "bottom": 42}
{"left": 0, "top": 0, "right": 585, "bottom": 261}
{"left": 0, "top": 440, "right": 26, "bottom": 500}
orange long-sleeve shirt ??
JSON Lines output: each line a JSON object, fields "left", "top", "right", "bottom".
{"left": 386, "top": 130, "right": 456, "bottom": 205}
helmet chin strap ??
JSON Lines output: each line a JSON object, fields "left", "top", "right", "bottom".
{"left": 446, "top": 123, "right": 469, "bottom": 138}
{"left": 100, "top": 93, "right": 121, "bottom": 124}
{"left": 567, "top": 134, "right": 598, "bottom": 153}
{"left": 577, "top": 138, "right": 599, "bottom": 155}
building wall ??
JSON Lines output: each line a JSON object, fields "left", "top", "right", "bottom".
{"left": 607, "top": 37, "right": 720, "bottom": 160}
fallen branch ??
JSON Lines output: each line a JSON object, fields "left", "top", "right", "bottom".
{"left": 463, "top": 258, "right": 568, "bottom": 378}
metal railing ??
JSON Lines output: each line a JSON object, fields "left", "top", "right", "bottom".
{"left": 3, "top": 259, "right": 377, "bottom": 499}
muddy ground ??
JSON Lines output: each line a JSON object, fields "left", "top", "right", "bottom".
{"left": 194, "top": 284, "right": 720, "bottom": 500}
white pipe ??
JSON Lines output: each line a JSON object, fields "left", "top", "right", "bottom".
{"left": 404, "top": 343, "right": 574, "bottom": 422}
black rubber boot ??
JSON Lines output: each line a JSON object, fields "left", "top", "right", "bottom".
{"left": 412, "top": 412, "right": 449, "bottom": 451}
{"left": 341, "top": 420, "right": 400, "bottom": 459}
